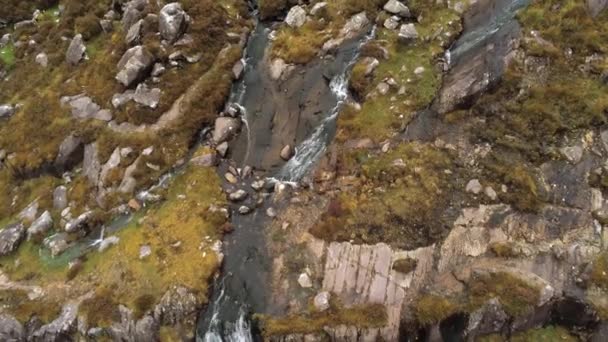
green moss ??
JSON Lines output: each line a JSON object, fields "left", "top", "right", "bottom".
{"left": 272, "top": 20, "right": 331, "bottom": 64}
{"left": 590, "top": 252, "right": 608, "bottom": 290}
{"left": 489, "top": 242, "right": 521, "bottom": 258}
{"left": 414, "top": 294, "right": 460, "bottom": 325}
{"left": 510, "top": 326, "right": 579, "bottom": 342}
{"left": 257, "top": 299, "right": 387, "bottom": 337}
{"left": 468, "top": 272, "right": 540, "bottom": 317}
{"left": 0, "top": 289, "right": 62, "bottom": 323}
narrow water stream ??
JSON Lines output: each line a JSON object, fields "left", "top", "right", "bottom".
{"left": 197, "top": 10, "right": 375, "bottom": 342}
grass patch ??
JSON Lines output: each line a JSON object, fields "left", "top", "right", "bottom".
{"left": 468, "top": 272, "right": 540, "bottom": 317}
{"left": 257, "top": 298, "right": 386, "bottom": 337}
{"left": 414, "top": 294, "right": 460, "bottom": 325}
{"left": 0, "top": 44, "right": 15, "bottom": 68}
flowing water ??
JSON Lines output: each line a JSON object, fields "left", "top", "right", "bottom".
{"left": 197, "top": 16, "right": 376, "bottom": 342}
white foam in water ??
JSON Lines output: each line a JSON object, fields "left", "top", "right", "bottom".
{"left": 278, "top": 26, "right": 376, "bottom": 182}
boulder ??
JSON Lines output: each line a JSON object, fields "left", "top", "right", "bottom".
{"left": 398, "top": 23, "right": 418, "bottom": 44}
{"left": 384, "top": 0, "right": 411, "bottom": 18}
{"left": 285, "top": 6, "right": 307, "bottom": 28}
{"left": 559, "top": 145, "right": 583, "bottom": 164}
{"left": 54, "top": 134, "right": 83, "bottom": 169}
{"left": 384, "top": 16, "right": 400, "bottom": 30}
{"left": 66, "top": 34, "right": 86, "bottom": 65}
{"left": 0, "top": 314, "right": 24, "bottom": 341}
{"left": 44, "top": 233, "right": 71, "bottom": 257}
{"left": 18, "top": 201, "right": 39, "bottom": 222}
{"left": 27, "top": 211, "right": 53, "bottom": 239}
{"left": 280, "top": 145, "right": 294, "bottom": 161}
{"left": 122, "top": 0, "right": 146, "bottom": 29}
{"left": 159, "top": 3, "right": 189, "bottom": 43}
{"left": 112, "top": 90, "right": 135, "bottom": 108}
{"left": 116, "top": 45, "right": 154, "bottom": 87}
{"left": 191, "top": 150, "right": 217, "bottom": 167}
{"left": 298, "top": 273, "right": 313, "bottom": 288}
{"left": 35, "top": 52, "right": 48, "bottom": 67}
{"left": 64, "top": 211, "right": 94, "bottom": 233}
{"left": 0, "top": 104, "right": 14, "bottom": 118}
{"left": 212, "top": 117, "right": 241, "bottom": 144}
{"left": 99, "top": 147, "right": 121, "bottom": 185}
{"left": 311, "top": 2, "right": 328, "bottom": 17}
{"left": 314, "top": 292, "right": 331, "bottom": 312}
{"left": 83, "top": 143, "right": 101, "bottom": 185}
{"left": 466, "top": 179, "right": 483, "bottom": 194}
{"left": 125, "top": 19, "right": 143, "bottom": 46}
{"left": 151, "top": 63, "right": 165, "bottom": 77}
{"left": 0, "top": 223, "right": 25, "bottom": 256}
{"left": 154, "top": 286, "right": 199, "bottom": 326}
{"left": 133, "top": 83, "right": 161, "bottom": 108}
{"left": 53, "top": 186, "right": 68, "bottom": 211}
{"left": 229, "top": 190, "right": 248, "bottom": 202}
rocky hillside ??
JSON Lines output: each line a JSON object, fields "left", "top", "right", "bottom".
{"left": 0, "top": 0, "right": 607, "bottom": 341}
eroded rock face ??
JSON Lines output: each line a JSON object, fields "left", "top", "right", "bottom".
{"left": 116, "top": 45, "right": 154, "bottom": 87}
{"left": 31, "top": 302, "right": 79, "bottom": 341}
{"left": 0, "top": 314, "right": 24, "bottom": 341}
{"left": 159, "top": 3, "right": 188, "bottom": 43}
{"left": 154, "top": 286, "right": 199, "bottom": 327}
{"left": 0, "top": 223, "right": 25, "bottom": 256}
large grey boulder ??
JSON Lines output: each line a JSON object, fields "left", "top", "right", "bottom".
{"left": 159, "top": 3, "right": 189, "bottom": 43}
{"left": 122, "top": 0, "right": 147, "bottom": 29}
{"left": 66, "top": 34, "right": 86, "bottom": 66}
{"left": 27, "top": 211, "right": 53, "bottom": 239}
{"left": 0, "top": 314, "right": 24, "bottom": 341}
{"left": 0, "top": 104, "right": 14, "bottom": 118}
{"left": 285, "top": 5, "right": 307, "bottom": 28}
{"left": 384, "top": 0, "right": 411, "bottom": 18}
{"left": 0, "top": 223, "right": 25, "bottom": 256}
{"left": 116, "top": 45, "right": 154, "bottom": 87}
{"left": 125, "top": 19, "right": 144, "bottom": 46}
{"left": 212, "top": 117, "right": 241, "bottom": 144}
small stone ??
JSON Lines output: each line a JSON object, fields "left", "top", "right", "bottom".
{"left": 238, "top": 206, "right": 252, "bottom": 215}
{"left": 280, "top": 145, "right": 294, "bottom": 161}
{"left": 285, "top": 6, "right": 307, "bottom": 28}
{"left": 384, "top": 16, "right": 400, "bottom": 30}
{"left": 133, "top": 84, "right": 161, "bottom": 109}
{"left": 484, "top": 186, "right": 497, "bottom": 201}
{"left": 142, "top": 146, "right": 154, "bottom": 156}
{"left": 414, "top": 66, "right": 425, "bottom": 75}
{"left": 151, "top": 63, "right": 165, "bottom": 77}
{"left": 298, "top": 273, "right": 313, "bottom": 288}
{"left": 53, "top": 186, "right": 68, "bottom": 211}
{"left": 251, "top": 180, "right": 265, "bottom": 191}
{"left": 225, "top": 173, "right": 238, "bottom": 184}
{"left": 384, "top": 0, "right": 411, "bottom": 18}
{"left": 466, "top": 179, "right": 482, "bottom": 195}
{"left": 128, "top": 199, "right": 142, "bottom": 211}
{"left": 232, "top": 60, "right": 244, "bottom": 79}
{"left": 0, "top": 104, "right": 14, "bottom": 118}
{"left": 229, "top": 190, "right": 248, "bottom": 202}
{"left": 377, "top": 82, "right": 390, "bottom": 95}
{"left": 266, "top": 207, "right": 277, "bottom": 218}
{"left": 560, "top": 145, "right": 583, "bottom": 164}
{"left": 398, "top": 23, "right": 418, "bottom": 44}
{"left": 313, "top": 291, "right": 331, "bottom": 311}
{"left": 139, "top": 245, "right": 152, "bottom": 259}
{"left": 35, "top": 52, "right": 48, "bottom": 67}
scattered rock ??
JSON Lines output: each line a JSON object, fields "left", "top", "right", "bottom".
{"left": 298, "top": 273, "right": 313, "bottom": 288}
{"left": 112, "top": 90, "right": 135, "bottom": 108}
{"left": 64, "top": 211, "right": 93, "bottom": 233}
{"left": 154, "top": 285, "right": 199, "bottom": 326}
{"left": 285, "top": 6, "right": 307, "bottom": 28}
{"left": 133, "top": 83, "right": 161, "bottom": 108}
{"left": 466, "top": 179, "right": 483, "bottom": 195}
{"left": 238, "top": 206, "right": 252, "bottom": 215}
{"left": 151, "top": 63, "right": 165, "bottom": 77}
{"left": 116, "top": 45, "right": 154, "bottom": 87}
{"left": 212, "top": 117, "right": 241, "bottom": 144}
{"left": 232, "top": 59, "right": 245, "bottom": 79}
{"left": 251, "top": 180, "right": 265, "bottom": 191}
{"left": 310, "top": 2, "right": 328, "bottom": 16}
{"left": 280, "top": 145, "right": 294, "bottom": 161}
{"left": 0, "top": 104, "right": 15, "bottom": 118}
{"left": 225, "top": 173, "right": 238, "bottom": 184}
{"left": 345, "top": 138, "right": 375, "bottom": 150}
{"left": 126, "top": 19, "right": 144, "bottom": 46}
{"left": 44, "top": 233, "right": 71, "bottom": 257}
{"left": 560, "top": 145, "right": 583, "bottom": 164}
{"left": 66, "top": 34, "right": 86, "bottom": 65}
{"left": 384, "top": 16, "right": 400, "bottom": 30}
{"left": 229, "top": 190, "right": 248, "bottom": 202}
{"left": 83, "top": 143, "right": 101, "bottom": 185}
{"left": 216, "top": 142, "right": 229, "bottom": 157}
{"left": 35, "top": 52, "right": 48, "bottom": 67}
{"left": 0, "top": 223, "right": 25, "bottom": 256}
{"left": 191, "top": 150, "right": 217, "bottom": 167}
{"left": 270, "top": 58, "right": 288, "bottom": 80}
{"left": 27, "top": 211, "right": 53, "bottom": 239}
{"left": 414, "top": 66, "right": 425, "bottom": 75}
{"left": 32, "top": 302, "right": 79, "bottom": 341}
{"left": 313, "top": 292, "right": 331, "bottom": 311}
{"left": 18, "top": 200, "right": 39, "bottom": 222}
{"left": 53, "top": 186, "right": 68, "bottom": 211}
{"left": 266, "top": 207, "right": 277, "bottom": 218}
{"left": 484, "top": 186, "right": 497, "bottom": 201}
{"left": 398, "top": 23, "right": 418, "bottom": 44}
{"left": 128, "top": 198, "right": 142, "bottom": 211}
{"left": 377, "top": 82, "right": 390, "bottom": 95}
{"left": 360, "top": 57, "right": 379, "bottom": 76}
{"left": 159, "top": 3, "right": 189, "bottom": 43}
{"left": 384, "top": 0, "right": 411, "bottom": 18}
{"left": 139, "top": 245, "right": 152, "bottom": 259}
